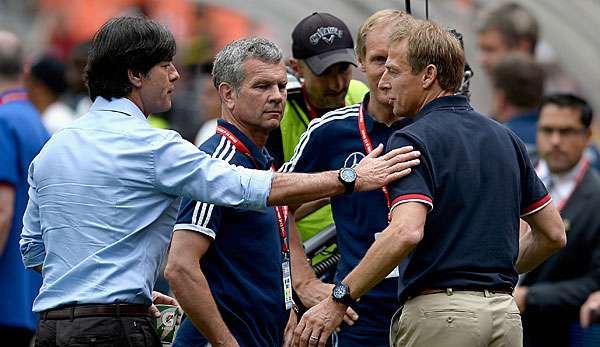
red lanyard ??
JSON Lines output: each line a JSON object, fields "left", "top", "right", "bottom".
{"left": 0, "top": 89, "right": 28, "bottom": 105}
{"left": 358, "top": 104, "right": 392, "bottom": 220}
{"left": 216, "top": 125, "right": 289, "bottom": 254}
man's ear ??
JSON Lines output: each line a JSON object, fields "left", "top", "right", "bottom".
{"left": 289, "top": 58, "right": 303, "bottom": 78}
{"left": 128, "top": 69, "right": 143, "bottom": 88}
{"left": 356, "top": 54, "right": 366, "bottom": 73}
{"left": 218, "top": 82, "right": 236, "bottom": 111}
{"left": 422, "top": 64, "right": 437, "bottom": 89}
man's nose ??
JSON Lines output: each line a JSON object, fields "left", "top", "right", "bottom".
{"left": 378, "top": 70, "right": 391, "bottom": 91}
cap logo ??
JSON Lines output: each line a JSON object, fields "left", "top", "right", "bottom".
{"left": 309, "top": 26, "right": 343, "bottom": 45}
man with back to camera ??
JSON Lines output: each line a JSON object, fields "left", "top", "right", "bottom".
{"left": 281, "top": 10, "right": 418, "bottom": 346}
{"left": 266, "top": 12, "right": 369, "bottom": 253}
{"left": 164, "top": 36, "right": 420, "bottom": 347}
{"left": 19, "top": 17, "right": 420, "bottom": 346}
{"left": 515, "top": 94, "right": 600, "bottom": 347}
{"left": 0, "top": 30, "right": 48, "bottom": 347}
{"left": 489, "top": 52, "right": 544, "bottom": 154}
{"left": 294, "top": 20, "right": 567, "bottom": 347}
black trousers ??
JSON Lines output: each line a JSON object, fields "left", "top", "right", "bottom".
{"left": 35, "top": 315, "right": 161, "bottom": 347}
{"left": 0, "top": 325, "right": 35, "bottom": 346}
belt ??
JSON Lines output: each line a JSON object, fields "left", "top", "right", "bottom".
{"left": 40, "top": 304, "right": 151, "bottom": 320}
{"left": 413, "top": 287, "right": 514, "bottom": 297}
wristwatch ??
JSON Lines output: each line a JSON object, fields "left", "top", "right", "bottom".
{"left": 331, "top": 283, "right": 355, "bottom": 306}
{"left": 338, "top": 167, "right": 357, "bottom": 194}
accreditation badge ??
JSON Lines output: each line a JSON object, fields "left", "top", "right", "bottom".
{"left": 282, "top": 260, "right": 293, "bottom": 310}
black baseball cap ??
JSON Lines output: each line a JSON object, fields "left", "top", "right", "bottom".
{"left": 292, "top": 12, "right": 356, "bottom": 75}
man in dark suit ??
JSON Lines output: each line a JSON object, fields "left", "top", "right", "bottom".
{"left": 515, "top": 93, "right": 600, "bottom": 347}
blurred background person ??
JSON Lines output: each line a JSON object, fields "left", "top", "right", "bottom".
{"left": 64, "top": 40, "right": 92, "bottom": 117}
{"left": 25, "top": 54, "right": 75, "bottom": 134}
{"left": 489, "top": 52, "right": 544, "bottom": 153}
{"left": 0, "top": 30, "right": 48, "bottom": 347}
{"left": 476, "top": 1, "right": 580, "bottom": 95}
{"left": 516, "top": 93, "right": 600, "bottom": 347}
{"left": 193, "top": 71, "right": 222, "bottom": 146}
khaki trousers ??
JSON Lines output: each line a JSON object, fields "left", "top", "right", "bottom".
{"left": 390, "top": 290, "right": 522, "bottom": 347}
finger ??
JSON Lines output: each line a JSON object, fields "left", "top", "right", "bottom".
{"left": 342, "top": 307, "right": 359, "bottom": 325}
{"left": 382, "top": 146, "right": 414, "bottom": 160}
{"left": 342, "top": 314, "right": 355, "bottom": 326}
{"left": 293, "top": 317, "right": 306, "bottom": 347}
{"left": 385, "top": 168, "right": 412, "bottom": 184}
{"left": 388, "top": 158, "right": 420, "bottom": 173}
{"left": 317, "top": 327, "right": 332, "bottom": 347}
{"left": 148, "top": 304, "right": 160, "bottom": 318}
{"left": 384, "top": 150, "right": 421, "bottom": 165}
{"left": 309, "top": 326, "right": 323, "bottom": 347}
{"left": 580, "top": 306, "right": 591, "bottom": 328}
{"left": 365, "top": 143, "right": 383, "bottom": 158}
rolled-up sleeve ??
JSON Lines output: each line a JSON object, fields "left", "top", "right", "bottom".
{"left": 153, "top": 133, "right": 272, "bottom": 211}
{"left": 20, "top": 162, "right": 46, "bottom": 268}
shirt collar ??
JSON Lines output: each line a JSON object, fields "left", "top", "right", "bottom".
{"left": 538, "top": 157, "right": 585, "bottom": 186}
{"left": 90, "top": 97, "right": 147, "bottom": 122}
{"left": 416, "top": 95, "right": 471, "bottom": 121}
{"left": 216, "top": 119, "right": 273, "bottom": 170}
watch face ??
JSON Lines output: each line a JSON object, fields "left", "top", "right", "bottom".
{"left": 340, "top": 168, "right": 356, "bottom": 183}
{"left": 333, "top": 284, "right": 346, "bottom": 299}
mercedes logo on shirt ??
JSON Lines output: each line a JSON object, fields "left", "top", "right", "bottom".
{"left": 344, "top": 152, "right": 366, "bottom": 169}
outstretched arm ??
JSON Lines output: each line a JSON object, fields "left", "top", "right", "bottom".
{"left": 268, "top": 144, "right": 419, "bottom": 206}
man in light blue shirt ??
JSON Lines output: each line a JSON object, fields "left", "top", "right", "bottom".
{"left": 19, "top": 16, "right": 420, "bottom": 346}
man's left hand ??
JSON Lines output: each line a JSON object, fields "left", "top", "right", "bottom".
{"left": 293, "top": 297, "right": 346, "bottom": 347}
{"left": 149, "top": 291, "right": 182, "bottom": 318}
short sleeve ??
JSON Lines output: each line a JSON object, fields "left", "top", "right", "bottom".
{"left": 174, "top": 196, "right": 223, "bottom": 240}
{"left": 517, "top": 139, "right": 551, "bottom": 216}
{"left": 387, "top": 132, "right": 434, "bottom": 212}
{"left": 279, "top": 119, "right": 327, "bottom": 173}
{"left": 0, "top": 119, "right": 17, "bottom": 185}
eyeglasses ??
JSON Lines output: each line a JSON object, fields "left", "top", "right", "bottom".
{"left": 537, "top": 126, "right": 587, "bottom": 138}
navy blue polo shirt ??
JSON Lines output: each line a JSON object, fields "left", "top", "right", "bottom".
{"left": 173, "top": 120, "right": 288, "bottom": 347}
{"left": 386, "top": 95, "right": 550, "bottom": 303}
{"left": 0, "top": 89, "right": 48, "bottom": 331}
{"left": 281, "top": 94, "right": 411, "bottom": 344}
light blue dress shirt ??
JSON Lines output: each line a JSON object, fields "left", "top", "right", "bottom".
{"left": 20, "top": 97, "right": 273, "bottom": 312}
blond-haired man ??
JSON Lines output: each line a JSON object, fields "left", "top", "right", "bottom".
{"left": 282, "top": 10, "right": 417, "bottom": 346}
{"left": 294, "top": 20, "right": 566, "bottom": 347}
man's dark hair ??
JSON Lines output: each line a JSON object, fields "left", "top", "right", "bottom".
{"left": 85, "top": 16, "right": 176, "bottom": 101}
{"left": 540, "top": 93, "right": 594, "bottom": 129}
{"left": 30, "top": 55, "right": 68, "bottom": 95}
{"left": 491, "top": 52, "right": 544, "bottom": 109}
